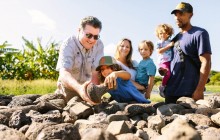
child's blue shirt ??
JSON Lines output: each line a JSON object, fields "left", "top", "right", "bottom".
{"left": 135, "top": 58, "right": 156, "bottom": 86}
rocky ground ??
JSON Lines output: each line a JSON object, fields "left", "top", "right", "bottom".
{"left": 0, "top": 93, "right": 219, "bottom": 140}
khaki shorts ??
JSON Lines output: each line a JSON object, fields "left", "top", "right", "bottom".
{"left": 55, "top": 82, "right": 80, "bottom": 102}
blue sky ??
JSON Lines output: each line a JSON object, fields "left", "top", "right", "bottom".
{"left": 0, "top": 0, "right": 219, "bottom": 72}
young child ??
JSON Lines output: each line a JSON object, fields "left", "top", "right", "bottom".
{"left": 155, "top": 24, "right": 174, "bottom": 97}
{"left": 135, "top": 40, "right": 156, "bottom": 99}
{"left": 86, "top": 56, "right": 151, "bottom": 104}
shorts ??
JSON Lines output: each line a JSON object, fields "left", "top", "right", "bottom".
{"left": 55, "top": 81, "right": 80, "bottom": 102}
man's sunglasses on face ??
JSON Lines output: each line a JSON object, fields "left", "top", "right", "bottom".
{"left": 84, "top": 32, "right": 100, "bottom": 40}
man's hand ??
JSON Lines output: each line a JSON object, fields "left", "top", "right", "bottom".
{"left": 192, "top": 90, "right": 204, "bottom": 101}
{"left": 78, "top": 81, "right": 97, "bottom": 105}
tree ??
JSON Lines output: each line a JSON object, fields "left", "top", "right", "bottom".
{"left": 0, "top": 41, "right": 19, "bottom": 57}
{"left": 208, "top": 70, "right": 220, "bottom": 85}
{"left": 0, "top": 38, "right": 60, "bottom": 80}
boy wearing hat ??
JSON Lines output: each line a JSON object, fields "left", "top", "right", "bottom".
{"left": 86, "top": 56, "right": 151, "bottom": 104}
{"left": 164, "top": 2, "right": 212, "bottom": 103}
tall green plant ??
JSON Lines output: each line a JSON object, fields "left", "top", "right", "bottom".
{"left": 0, "top": 37, "right": 60, "bottom": 80}
{"left": 0, "top": 41, "right": 20, "bottom": 79}
{"left": 0, "top": 41, "right": 11, "bottom": 49}
{"left": 20, "top": 37, "right": 60, "bottom": 80}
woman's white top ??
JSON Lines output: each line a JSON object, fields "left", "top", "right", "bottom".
{"left": 116, "top": 60, "right": 137, "bottom": 81}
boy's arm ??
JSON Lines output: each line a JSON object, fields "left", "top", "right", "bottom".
{"left": 157, "top": 42, "right": 174, "bottom": 54}
{"left": 114, "top": 71, "right": 131, "bottom": 80}
{"left": 131, "top": 80, "right": 145, "bottom": 90}
{"left": 91, "top": 70, "right": 100, "bottom": 85}
{"left": 104, "top": 71, "right": 131, "bottom": 89}
{"left": 145, "top": 76, "right": 155, "bottom": 99}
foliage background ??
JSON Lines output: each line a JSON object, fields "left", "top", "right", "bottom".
{"left": 0, "top": 38, "right": 220, "bottom": 84}
{"left": 0, "top": 37, "right": 59, "bottom": 80}
{"left": 0, "top": 39, "right": 219, "bottom": 103}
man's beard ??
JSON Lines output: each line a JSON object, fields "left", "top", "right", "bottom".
{"left": 177, "top": 21, "right": 187, "bottom": 29}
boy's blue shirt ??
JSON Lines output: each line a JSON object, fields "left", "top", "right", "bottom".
{"left": 135, "top": 58, "right": 156, "bottom": 86}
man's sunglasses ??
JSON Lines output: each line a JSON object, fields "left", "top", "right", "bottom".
{"left": 85, "top": 33, "right": 100, "bottom": 40}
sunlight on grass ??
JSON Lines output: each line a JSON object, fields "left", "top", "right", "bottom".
{"left": 0, "top": 79, "right": 57, "bottom": 95}
{"left": 205, "top": 85, "right": 220, "bottom": 93}
{"left": 150, "top": 94, "right": 165, "bottom": 103}
{"left": 0, "top": 79, "right": 219, "bottom": 102}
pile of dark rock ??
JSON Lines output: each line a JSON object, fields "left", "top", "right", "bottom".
{"left": 0, "top": 93, "right": 220, "bottom": 140}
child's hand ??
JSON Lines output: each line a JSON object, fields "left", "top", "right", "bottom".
{"left": 104, "top": 72, "right": 117, "bottom": 89}
{"left": 145, "top": 92, "right": 150, "bottom": 99}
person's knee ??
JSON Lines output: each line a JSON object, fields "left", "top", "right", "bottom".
{"left": 56, "top": 86, "right": 77, "bottom": 102}
{"left": 65, "top": 94, "right": 75, "bottom": 102}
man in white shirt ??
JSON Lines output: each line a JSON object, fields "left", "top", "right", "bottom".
{"left": 56, "top": 16, "right": 104, "bottom": 104}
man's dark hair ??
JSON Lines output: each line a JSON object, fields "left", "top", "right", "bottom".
{"left": 80, "top": 16, "right": 102, "bottom": 30}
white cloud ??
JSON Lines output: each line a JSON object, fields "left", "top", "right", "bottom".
{"left": 27, "top": 9, "right": 56, "bottom": 31}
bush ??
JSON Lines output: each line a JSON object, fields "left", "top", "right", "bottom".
{"left": 0, "top": 37, "right": 60, "bottom": 80}
{"left": 207, "top": 71, "right": 220, "bottom": 85}
{"left": 154, "top": 76, "right": 162, "bottom": 85}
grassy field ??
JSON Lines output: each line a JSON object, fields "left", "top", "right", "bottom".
{"left": 0, "top": 79, "right": 57, "bottom": 95}
{"left": 150, "top": 94, "right": 165, "bottom": 102}
{"left": 0, "top": 79, "right": 166, "bottom": 102}
{"left": 205, "top": 85, "right": 220, "bottom": 93}
{"left": 0, "top": 79, "right": 219, "bottom": 102}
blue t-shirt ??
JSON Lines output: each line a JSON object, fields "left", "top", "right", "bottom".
{"left": 135, "top": 58, "right": 156, "bottom": 86}
{"left": 165, "top": 26, "right": 212, "bottom": 97}
{"left": 108, "top": 78, "right": 151, "bottom": 103}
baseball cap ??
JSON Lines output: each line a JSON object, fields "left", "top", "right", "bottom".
{"left": 171, "top": 2, "right": 193, "bottom": 14}
{"left": 96, "top": 56, "right": 117, "bottom": 71}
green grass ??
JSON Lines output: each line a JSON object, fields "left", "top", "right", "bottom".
{"left": 150, "top": 84, "right": 220, "bottom": 102}
{"left": 0, "top": 79, "right": 218, "bottom": 103}
{"left": 205, "top": 85, "right": 220, "bottom": 93}
{"left": 150, "top": 94, "right": 165, "bottom": 103}
{"left": 0, "top": 79, "right": 57, "bottom": 95}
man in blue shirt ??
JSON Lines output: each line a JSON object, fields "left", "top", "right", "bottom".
{"left": 164, "top": 2, "right": 212, "bottom": 103}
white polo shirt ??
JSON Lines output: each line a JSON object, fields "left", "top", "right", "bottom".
{"left": 56, "top": 35, "right": 104, "bottom": 84}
